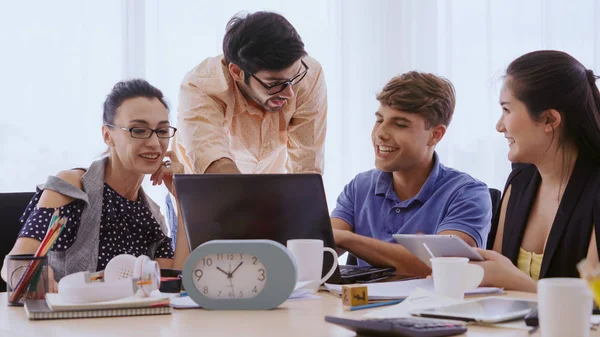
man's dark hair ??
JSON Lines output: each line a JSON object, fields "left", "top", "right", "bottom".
{"left": 505, "top": 50, "right": 600, "bottom": 163}
{"left": 223, "top": 11, "right": 307, "bottom": 83}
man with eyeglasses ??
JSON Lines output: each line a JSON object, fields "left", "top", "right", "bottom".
{"left": 173, "top": 11, "right": 327, "bottom": 175}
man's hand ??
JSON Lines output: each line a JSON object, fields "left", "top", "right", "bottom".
{"left": 205, "top": 158, "right": 241, "bottom": 174}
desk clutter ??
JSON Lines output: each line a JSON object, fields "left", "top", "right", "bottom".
{"left": 7, "top": 210, "right": 68, "bottom": 306}
{"left": 325, "top": 278, "right": 503, "bottom": 300}
{"left": 9, "top": 234, "right": 600, "bottom": 335}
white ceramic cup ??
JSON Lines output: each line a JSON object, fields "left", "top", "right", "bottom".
{"left": 538, "top": 278, "right": 593, "bottom": 337}
{"left": 430, "top": 257, "right": 484, "bottom": 299}
{"left": 286, "top": 239, "right": 338, "bottom": 292}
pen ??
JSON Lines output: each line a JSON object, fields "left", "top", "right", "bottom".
{"left": 349, "top": 299, "right": 403, "bottom": 311}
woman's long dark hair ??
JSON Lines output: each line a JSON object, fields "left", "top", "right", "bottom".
{"left": 505, "top": 50, "right": 600, "bottom": 164}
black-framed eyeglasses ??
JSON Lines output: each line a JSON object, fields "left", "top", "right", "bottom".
{"left": 249, "top": 60, "right": 309, "bottom": 95}
{"left": 105, "top": 124, "right": 177, "bottom": 139}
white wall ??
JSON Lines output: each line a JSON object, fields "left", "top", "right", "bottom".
{"left": 2, "top": 0, "right": 600, "bottom": 214}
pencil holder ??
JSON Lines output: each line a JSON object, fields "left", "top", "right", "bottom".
{"left": 159, "top": 268, "right": 183, "bottom": 293}
{"left": 6, "top": 254, "right": 48, "bottom": 306}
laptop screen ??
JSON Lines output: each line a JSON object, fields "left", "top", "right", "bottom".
{"left": 173, "top": 174, "right": 342, "bottom": 284}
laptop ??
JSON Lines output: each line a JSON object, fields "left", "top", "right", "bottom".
{"left": 173, "top": 174, "right": 394, "bottom": 284}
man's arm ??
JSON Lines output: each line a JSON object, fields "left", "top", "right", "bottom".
{"left": 332, "top": 218, "right": 431, "bottom": 277}
{"left": 205, "top": 158, "right": 241, "bottom": 174}
{"left": 435, "top": 182, "right": 492, "bottom": 248}
{"left": 285, "top": 61, "right": 327, "bottom": 174}
{"left": 176, "top": 76, "right": 236, "bottom": 174}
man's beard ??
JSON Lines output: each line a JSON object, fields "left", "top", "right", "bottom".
{"left": 237, "top": 83, "right": 286, "bottom": 112}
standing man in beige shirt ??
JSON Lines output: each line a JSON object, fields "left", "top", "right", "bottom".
{"left": 174, "top": 11, "right": 327, "bottom": 175}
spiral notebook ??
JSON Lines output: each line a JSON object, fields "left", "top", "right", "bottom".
{"left": 24, "top": 300, "right": 172, "bottom": 320}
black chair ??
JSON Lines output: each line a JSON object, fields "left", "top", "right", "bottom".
{"left": 489, "top": 188, "right": 502, "bottom": 222}
{"left": 0, "top": 192, "right": 35, "bottom": 292}
{"left": 345, "top": 187, "right": 503, "bottom": 265}
{"left": 487, "top": 187, "right": 503, "bottom": 249}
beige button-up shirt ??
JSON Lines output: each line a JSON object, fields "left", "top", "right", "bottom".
{"left": 173, "top": 55, "right": 327, "bottom": 174}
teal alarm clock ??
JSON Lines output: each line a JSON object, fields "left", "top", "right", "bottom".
{"left": 182, "top": 239, "right": 297, "bottom": 310}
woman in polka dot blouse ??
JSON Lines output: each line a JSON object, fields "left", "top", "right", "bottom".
{"left": 1, "top": 79, "right": 191, "bottom": 291}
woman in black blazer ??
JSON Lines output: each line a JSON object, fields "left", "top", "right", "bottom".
{"left": 476, "top": 50, "right": 600, "bottom": 292}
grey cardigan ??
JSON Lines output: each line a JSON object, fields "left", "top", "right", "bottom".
{"left": 39, "top": 157, "right": 168, "bottom": 281}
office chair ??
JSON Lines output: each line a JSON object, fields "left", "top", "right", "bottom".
{"left": 0, "top": 192, "right": 35, "bottom": 292}
{"left": 489, "top": 188, "right": 502, "bottom": 222}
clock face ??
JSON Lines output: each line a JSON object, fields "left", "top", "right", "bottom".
{"left": 192, "top": 253, "right": 267, "bottom": 299}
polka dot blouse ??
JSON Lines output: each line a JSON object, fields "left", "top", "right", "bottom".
{"left": 18, "top": 183, "right": 174, "bottom": 270}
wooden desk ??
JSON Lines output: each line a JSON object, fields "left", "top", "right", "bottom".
{"left": 0, "top": 291, "right": 595, "bottom": 337}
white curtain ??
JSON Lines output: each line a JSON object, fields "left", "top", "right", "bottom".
{"left": 323, "top": 0, "right": 600, "bottom": 207}
{"left": 2, "top": 0, "right": 600, "bottom": 213}
{"left": 0, "top": 1, "right": 122, "bottom": 191}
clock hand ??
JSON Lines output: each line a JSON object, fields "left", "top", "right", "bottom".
{"left": 230, "top": 261, "right": 244, "bottom": 276}
{"left": 216, "top": 266, "right": 231, "bottom": 278}
{"left": 228, "top": 272, "right": 235, "bottom": 296}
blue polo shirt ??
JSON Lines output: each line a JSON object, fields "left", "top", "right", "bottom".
{"left": 331, "top": 153, "right": 491, "bottom": 266}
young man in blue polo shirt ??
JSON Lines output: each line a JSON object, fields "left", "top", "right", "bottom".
{"left": 331, "top": 71, "right": 491, "bottom": 277}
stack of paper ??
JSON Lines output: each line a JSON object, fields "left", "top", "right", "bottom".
{"left": 363, "top": 288, "right": 531, "bottom": 331}
{"left": 324, "top": 279, "right": 503, "bottom": 300}
{"left": 45, "top": 292, "right": 170, "bottom": 311}
{"left": 170, "top": 281, "right": 319, "bottom": 309}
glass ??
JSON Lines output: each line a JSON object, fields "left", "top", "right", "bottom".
{"left": 105, "top": 124, "right": 177, "bottom": 139}
{"left": 250, "top": 60, "right": 309, "bottom": 95}
{"left": 577, "top": 258, "right": 600, "bottom": 307}
{"left": 6, "top": 254, "right": 48, "bottom": 306}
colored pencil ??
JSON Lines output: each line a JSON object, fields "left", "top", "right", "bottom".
{"left": 349, "top": 299, "right": 404, "bottom": 311}
{"left": 10, "top": 213, "right": 67, "bottom": 303}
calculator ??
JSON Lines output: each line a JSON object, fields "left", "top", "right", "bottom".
{"left": 324, "top": 316, "right": 467, "bottom": 337}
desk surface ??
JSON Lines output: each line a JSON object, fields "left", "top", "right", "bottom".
{"left": 0, "top": 291, "right": 595, "bottom": 337}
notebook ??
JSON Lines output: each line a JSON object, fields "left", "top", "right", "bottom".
{"left": 24, "top": 300, "right": 172, "bottom": 320}
{"left": 45, "top": 293, "right": 170, "bottom": 311}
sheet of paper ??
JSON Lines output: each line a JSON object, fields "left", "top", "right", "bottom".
{"left": 364, "top": 288, "right": 532, "bottom": 331}
{"left": 170, "top": 281, "right": 319, "bottom": 308}
{"left": 363, "top": 287, "right": 462, "bottom": 318}
{"left": 294, "top": 280, "right": 315, "bottom": 291}
{"left": 324, "top": 279, "right": 503, "bottom": 300}
{"left": 46, "top": 291, "right": 170, "bottom": 311}
{"left": 170, "top": 295, "right": 201, "bottom": 309}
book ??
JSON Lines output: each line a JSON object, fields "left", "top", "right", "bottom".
{"left": 45, "top": 293, "right": 170, "bottom": 311}
{"left": 24, "top": 300, "right": 172, "bottom": 320}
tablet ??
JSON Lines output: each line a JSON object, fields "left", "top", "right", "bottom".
{"left": 392, "top": 234, "right": 484, "bottom": 266}
{"left": 412, "top": 297, "right": 538, "bottom": 323}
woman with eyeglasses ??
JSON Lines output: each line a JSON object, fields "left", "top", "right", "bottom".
{"left": 1, "top": 79, "right": 190, "bottom": 292}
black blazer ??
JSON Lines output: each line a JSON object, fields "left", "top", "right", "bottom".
{"left": 488, "top": 156, "right": 600, "bottom": 279}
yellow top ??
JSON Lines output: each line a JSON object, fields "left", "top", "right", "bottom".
{"left": 517, "top": 247, "right": 543, "bottom": 281}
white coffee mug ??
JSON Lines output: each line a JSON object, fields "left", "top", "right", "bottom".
{"left": 286, "top": 239, "right": 338, "bottom": 292}
{"left": 538, "top": 278, "right": 593, "bottom": 337}
{"left": 430, "top": 257, "right": 483, "bottom": 299}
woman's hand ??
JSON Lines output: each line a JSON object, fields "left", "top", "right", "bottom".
{"left": 471, "top": 248, "right": 537, "bottom": 292}
{"left": 150, "top": 151, "right": 184, "bottom": 197}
